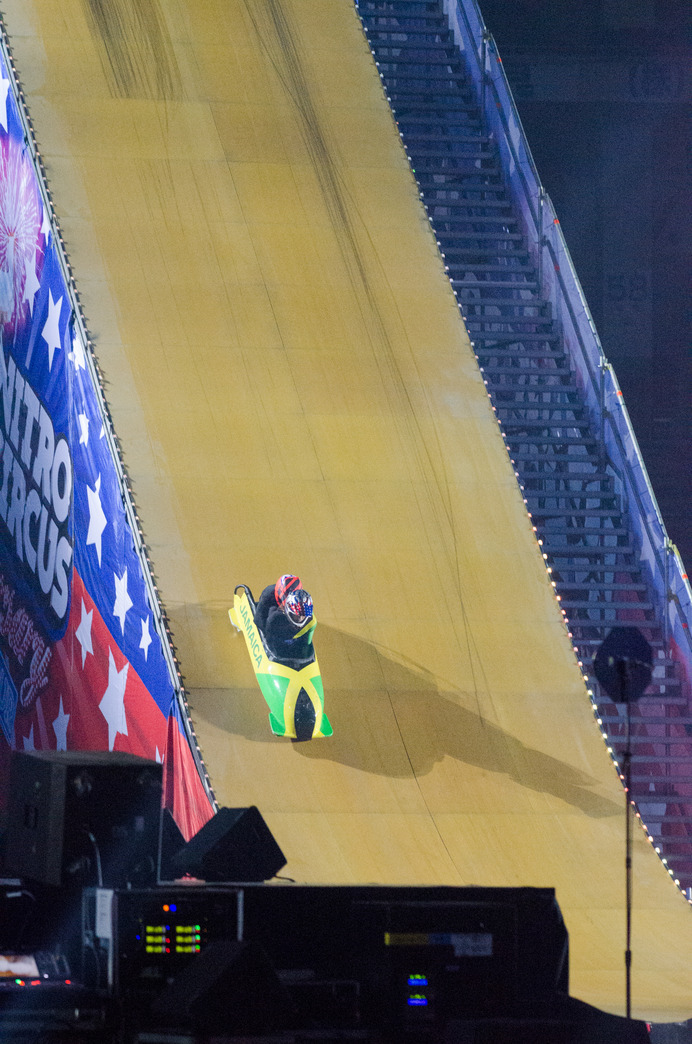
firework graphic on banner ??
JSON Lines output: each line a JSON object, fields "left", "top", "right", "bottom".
{"left": 0, "top": 135, "right": 43, "bottom": 330}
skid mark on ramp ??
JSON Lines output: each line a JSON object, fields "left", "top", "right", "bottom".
{"left": 83, "top": 0, "right": 183, "bottom": 100}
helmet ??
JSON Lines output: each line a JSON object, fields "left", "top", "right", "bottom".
{"left": 274, "top": 574, "right": 301, "bottom": 608}
{"left": 284, "top": 589, "right": 313, "bottom": 628}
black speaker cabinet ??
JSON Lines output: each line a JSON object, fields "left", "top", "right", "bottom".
{"left": 171, "top": 806, "right": 286, "bottom": 882}
{"left": 149, "top": 939, "right": 292, "bottom": 1034}
{"left": 4, "top": 750, "right": 163, "bottom": 888}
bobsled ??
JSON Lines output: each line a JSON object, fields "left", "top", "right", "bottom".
{"left": 229, "top": 585, "right": 332, "bottom": 741}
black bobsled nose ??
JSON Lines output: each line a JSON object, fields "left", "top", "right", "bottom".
{"left": 293, "top": 687, "right": 316, "bottom": 742}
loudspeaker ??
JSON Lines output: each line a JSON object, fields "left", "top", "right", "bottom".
{"left": 171, "top": 806, "right": 286, "bottom": 882}
{"left": 149, "top": 938, "right": 293, "bottom": 1034}
{"left": 3, "top": 750, "right": 162, "bottom": 888}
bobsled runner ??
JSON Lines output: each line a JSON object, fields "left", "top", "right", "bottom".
{"left": 229, "top": 585, "right": 332, "bottom": 741}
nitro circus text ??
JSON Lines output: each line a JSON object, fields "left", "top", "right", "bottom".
{"left": 0, "top": 346, "right": 73, "bottom": 626}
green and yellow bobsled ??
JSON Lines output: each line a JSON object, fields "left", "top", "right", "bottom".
{"left": 229, "top": 585, "right": 332, "bottom": 741}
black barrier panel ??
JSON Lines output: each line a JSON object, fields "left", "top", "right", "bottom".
{"left": 4, "top": 750, "right": 162, "bottom": 888}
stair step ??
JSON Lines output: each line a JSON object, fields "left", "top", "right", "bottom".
{"left": 388, "top": 82, "right": 474, "bottom": 97}
{"left": 365, "top": 32, "right": 456, "bottom": 47}
{"left": 371, "top": 43, "right": 459, "bottom": 58}
{"left": 478, "top": 352, "right": 567, "bottom": 364}
{"left": 559, "top": 582, "right": 649, "bottom": 592}
{"left": 472, "top": 332, "right": 561, "bottom": 343}
{"left": 361, "top": 1, "right": 446, "bottom": 12}
{"left": 432, "top": 216, "right": 519, "bottom": 231}
{"left": 510, "top": 458, "right": 604, "bottom": 470}
{"left": 496, "top": 409, "right": 582, "bottom": 421}
{"left": 421, "top": 184, "right": 508, "bottom": 200}
{"left": 500, "top": 417, "right": 591, "bottom": 427}
{"left": 528, "top": 501, "right": 621, "bottom": 512}
{"left": 555, "top": 573, "right": 644, "bottom": 584}
{"left": 379, "top": 63, "right": 471, "bottom": 79}
{"left": 444, "top": 250, "right": 530, "bottom": 263}
{"left": 396, "top": 113, "right": 483, "bottom": 129}
{"left": 475, "top": 333, "right": 562, "bottom": 345}
{"left": 599, "top": 714, "right": 689, "bottom": 727}
{"left": 524, "top": 488, "right": 616, "bottom": 500}
{"left": 413, "top": 150, "right": 499, "bottom": 164}
{"left": 404, "top": 132, "right": 491, "bottom": 146}
{"left": 479, "top": 366, "right": 573, "bottom": 378}
{"left": 449, "top": 263, "right": 535, "bottom": 276}
{"left": 547, "top": 548, "right": 636, "bottom": 560}
{"left": 494, "top": 394, "right": 580, "bottom": 402}
{"left": 455, "top": 279, "right": 541, "bottom": 291}
{"left": 389, "top": 96, "right": 479, "bottom": 113}
{"left": 561, "top": 599, "right": 654, "bottom": 611}
{"left": 463, "top": 296, "right": 548, "bottom": 310}
{"left": 440, "top": 233, "right": 525, "bottom": 245}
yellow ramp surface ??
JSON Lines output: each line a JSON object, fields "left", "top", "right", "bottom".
{"left": 7, "top": 0, "right": 692, "bottom": 1020}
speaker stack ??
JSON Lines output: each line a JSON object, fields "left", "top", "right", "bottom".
{"left": 3, "top": 750, "right": 162, "bottom": 888}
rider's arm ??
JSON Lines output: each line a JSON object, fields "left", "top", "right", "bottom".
{"left": 253, "top": 585, "right": 274, "bottom": 631}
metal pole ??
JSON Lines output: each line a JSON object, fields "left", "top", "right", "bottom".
{"left": 663, "top": 539, "right": 670, "bottom": 646}
{"left": 621, "top": 660, "right": 633, "bottom": 1021}
{"left": 480, "top": 30, "right": 489, "bottom": 118}
{"left": 622, "top": 676, "right": 634, "bottom": 1018}
{"left": 537, "top": 187, "right": 544, "bottom": 292}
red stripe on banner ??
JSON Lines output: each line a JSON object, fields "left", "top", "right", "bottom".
{"left": 7, "top": 570, "right": 212, "bottom": 835}
{"left": 163, "top": 712, "right": 214, "bottom": 842}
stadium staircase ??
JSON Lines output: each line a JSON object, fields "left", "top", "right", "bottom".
{"left": 356, "top": 0, "right": 692, "bottom": 891}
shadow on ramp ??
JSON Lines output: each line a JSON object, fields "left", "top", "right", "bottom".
{"left": 200, "top": 623, "right": 620, "bottom": 820}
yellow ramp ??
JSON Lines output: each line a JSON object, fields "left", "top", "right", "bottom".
{"left": 7, "top": 0, "right": 692, "bottom": 1020}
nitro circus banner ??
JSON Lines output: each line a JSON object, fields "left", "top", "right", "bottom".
{"left": 0, "top": 52, "right": 212, "bottom": 840}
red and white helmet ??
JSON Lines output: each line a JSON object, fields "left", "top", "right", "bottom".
{"left": 274, "top": 574, "right": 301, "bottom": 608}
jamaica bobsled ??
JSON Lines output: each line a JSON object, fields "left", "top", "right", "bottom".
{"left": 229, "top": 585, "right": 332, "bottom": 741}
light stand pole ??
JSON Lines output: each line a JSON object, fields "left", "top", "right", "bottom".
{"left": 594, "top": 627, "right": 652, "bottom": 1022}
{"left": 618, "top": 658, "right": 634, "bottom": 1019}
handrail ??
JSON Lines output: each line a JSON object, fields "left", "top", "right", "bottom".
{"left": 442, "top": 0, "right": 692, "bottom": 672}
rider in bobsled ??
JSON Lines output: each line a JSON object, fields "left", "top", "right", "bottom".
{"left": 253, "top": 574, "right": 316, "bottom": 662}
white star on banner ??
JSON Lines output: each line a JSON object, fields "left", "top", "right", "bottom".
{"left": 99, "top": 650, "right": 129, "bottom": 751}
{"left": 69, "top": 332, "right": 87, "bottom": 372}
{"left": 0, "top": 74, "right": 9, "bottom": 133}
{"left": 75, "top": 600, "right": 93, "bottom": 667}
{"left": 23, "top": 255, "right": 40, "bottom": 316}
{"left": 41, "top": 204, "right": 51, "bottom": 242}
{"left": 139, "top": 616, "right": 152, "bottom": 660}
{"left": 22, "top": 724, "right": 35, "bottom": 751}
{"left": 86, "top": 475, "right": 107, "bottom": 565}
{"left": 41, "top": 289, "right": 63, "bottom": 371}
{"left": 113, "top": 569, "right": 133, "bottom": 634}
{"left": 78, "top": 412, "right": 89, "bottom": 445}
{"left": 155, "top": 747, "right": 162, "bottom": 764}
{"left": 52, "top": 697, "right": 69, "bottom": 751}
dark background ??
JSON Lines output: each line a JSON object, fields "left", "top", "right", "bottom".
{"left": 477, "top": 0, "right": 691, "bottom": 568}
